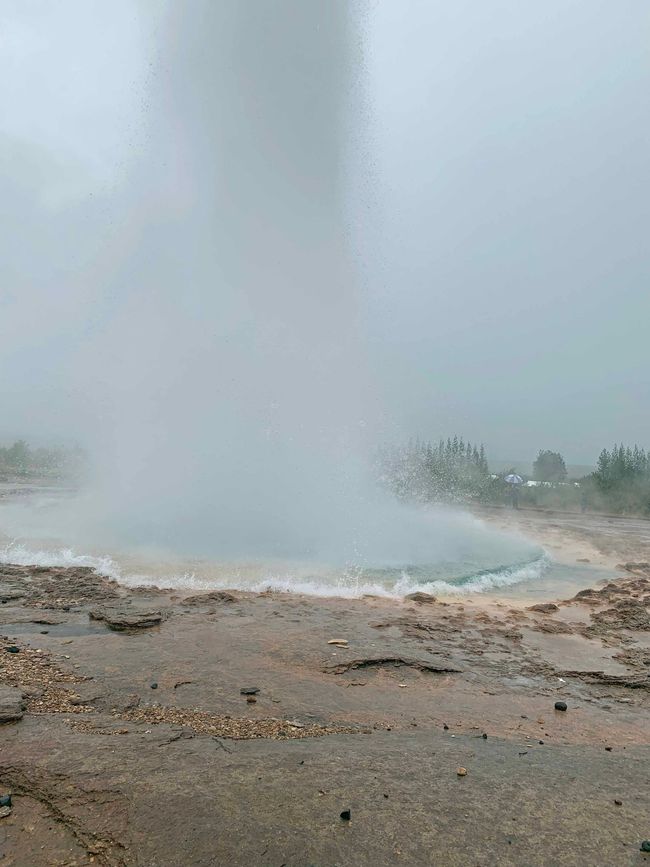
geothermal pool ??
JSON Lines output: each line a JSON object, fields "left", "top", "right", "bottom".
{"left": 0, "top": 483, "right": 595, "bottom": 601}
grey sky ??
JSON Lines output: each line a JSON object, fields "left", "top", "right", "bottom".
{"left": 1, "top": 1, "right": 649, "bottom": 465}
{"left": 366, "top": 0, "right": 650, "bottom": 463}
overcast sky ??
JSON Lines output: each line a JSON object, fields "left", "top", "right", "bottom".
{"left": 366, "top": 0, "right": 650, "bottom": 463}
{"left": 1, "top": 1, "right": 649, "bottom": 465}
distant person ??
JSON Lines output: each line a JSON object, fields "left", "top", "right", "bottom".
{"left": 510, "top": 484, "right": 519, "bottom": 510}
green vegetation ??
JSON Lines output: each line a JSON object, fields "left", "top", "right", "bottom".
{"left": 0, "top": 440, "right": 85, "bottom": 480}
{"left": 587, "top": 444, "right": 650, "bottom": 515}
{"left": 377, "top": 436, "right": 492, "bottom": 505}
{"left": 380, "top": 438, "right": 650, "bottom": 517}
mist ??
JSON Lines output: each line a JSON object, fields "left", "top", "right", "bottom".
{"left": 1, "top": 1, "right": 648, "bottom": 570}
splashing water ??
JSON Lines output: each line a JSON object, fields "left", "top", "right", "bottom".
{"left": 1, "top": 2, "right": 547, "bottom": 594}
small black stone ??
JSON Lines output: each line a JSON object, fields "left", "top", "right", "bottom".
{"left": 614, "top": 799, "right": 622, "bottom": 806}
{"left": 640, "top": 841, "right": 650, "bottom": 853}
{"left": 539, "top": 740, "right": 544, "bottom": 745}
{"left": 482, "top": 733, "right": 488, "bottom": 739}
{"left": 5, "top": 646, "right": 19, "bottom": 654}
{"left": 0, "top": 795, "right": 11, "bottom": 808}
{"left": 340, "top": 809, "right": 351, "bottom": 821}
{"left": 240, "top": 687, "right": 260, "bottom": 696}
{"left": 554, "top": 701, "right": 567, "bottom": 712}
{"left": 605, "top": 746, "right": 612, "bottom": 751}
{"left": 150, "top": 683, "right": 158, "bottom": 689}
{"left": 40, "top": 630, "right": 49, "bottom": 635}
{"left": 443, "top": 724, "right": 449, "bottom": 730}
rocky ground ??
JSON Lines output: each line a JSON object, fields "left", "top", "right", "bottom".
{"left": 1, "top": 516, "right": 650, "bottom": 865}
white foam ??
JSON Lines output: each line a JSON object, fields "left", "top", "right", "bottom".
{"left": 0, "top": 542, "right": 122, "bottom": 581}
{"left": 0, "top": 541, "right": 549, "bottom": 599}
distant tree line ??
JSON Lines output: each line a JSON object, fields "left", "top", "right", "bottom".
{"left": 0, "top": 440, "right": 85, "bottom": 479}
{"left": 377, "top": 436, "right": 492, "bottom": 504}
{"left": 586, "top": 444, "right": 650, "bottom": 514}
{"left": 379, "top": 437, "right": 650, "bottom": 516}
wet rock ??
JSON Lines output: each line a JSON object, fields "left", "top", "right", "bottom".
{"left": 554, "top": 701, "right": 568, "bottom": 712}
{"left": 324, "top": 656, "right": 461, "bottom": 676}
{"left": 5, "top": 646, "right": 19, "bottom": 654}
{"left": 641, "top": 841, "right": 650, "bottom": 853}
{"left": 528, "top": 603, "right": 559, "bottom": 613}
{"left": 570, "top": 588, "right": 601, "bottom": 603}
{"left": 482, "top": 732, "right": 488, "bottom": 739}
{"left": 0, "top": 795, "right": 11, "bottom": 807}
{"left": 624, "top": 562, "right": 650, "bottom": 573}
{"left": 240, "top": 687, "right": 260, "bottom": 695}
{"left": 150, "top": 683, "right": 158, "bottom": 689}
{"left": 89, "top": 605, "right": 164, "bottom": 631}
{"left": 535, "top": 620, "right": 573, "bottom": 635}
{"left": 593, "top": 600, "right": 650, "bottom": 631}
{"left": 0, "top": 589, "right": 24, "bottom": 603}
{"left": 614, "top": 799, "right": 622, "bottom": 806}
{"left": 183, "top": 590, "right": 238, "bottom": 605}
{"left": 340, "top": 809, "right": 351, "bottom": 821}
{"left": 404, "top": 592, "right": 437, "bottom": 604}
{"left": 0, "top": 687, "right": 25, "bottom": 723}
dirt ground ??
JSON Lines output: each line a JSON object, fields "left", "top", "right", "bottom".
{"left": 1, "top": 509, "right": 650, "bottom": 866}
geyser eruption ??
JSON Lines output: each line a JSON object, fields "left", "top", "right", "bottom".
{"left": 88, "top": 0, "right": 373, "bottom": 558}
{"left": 0, "top": 1, "right": 543, "bottom": 592}
{"left": 77, "top": 1, "right": 538, "bottom": 574}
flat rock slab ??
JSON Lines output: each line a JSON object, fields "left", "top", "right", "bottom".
{"left": 324, "top": 655, "right": 461, "bottom": 675}
{"left": 0, "top": 685, "right": 26, "bottom": 723}
{"left": 89, "top": 606, "right": 164, "bottom": 631}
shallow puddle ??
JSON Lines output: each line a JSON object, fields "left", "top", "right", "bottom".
{"left": 0, "top": 619, "right": 109, "bottom": 638}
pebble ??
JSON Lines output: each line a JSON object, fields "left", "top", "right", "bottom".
{"left": 443, "top": 724, "right": 449, "bottom": 730}
{"left": 40, "top": 630, "right": 49, "bottom": 635}
{"left": 5, "top": 646, "right": 19, "bottom": 654}
{"left": 246, "top": 695, "right": 257, "bottom": 703}
{"left": 0, "top": 807, "right": 11, "bottom": 820}
{"left": 150, "top": 683, "right": 158, "bottom": 690}
{"left": 554, "top": 701, "right": 567, "bottom": 712}
{"left": 614, "top": 799, "right": 622, "bottom": 806}
{"left": 641, "top": 841, "right": 650, "bottom": 853}
{"left": 240, "top": 687, "right": 260, "bottom": 696}
{"left": 456, "top": 767, "right": 467, "bottom": 777}
{"left": 605, "top": 746, "right": 612, "bottom": 752}
{"left": 340, "top": 809, "right": 351, "bottom": 821}
{"left": 0, "top": 795, "right": 11, "bottom": 808}
{"left": 482, "top": 733, "right": 488, "bottom": 739}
